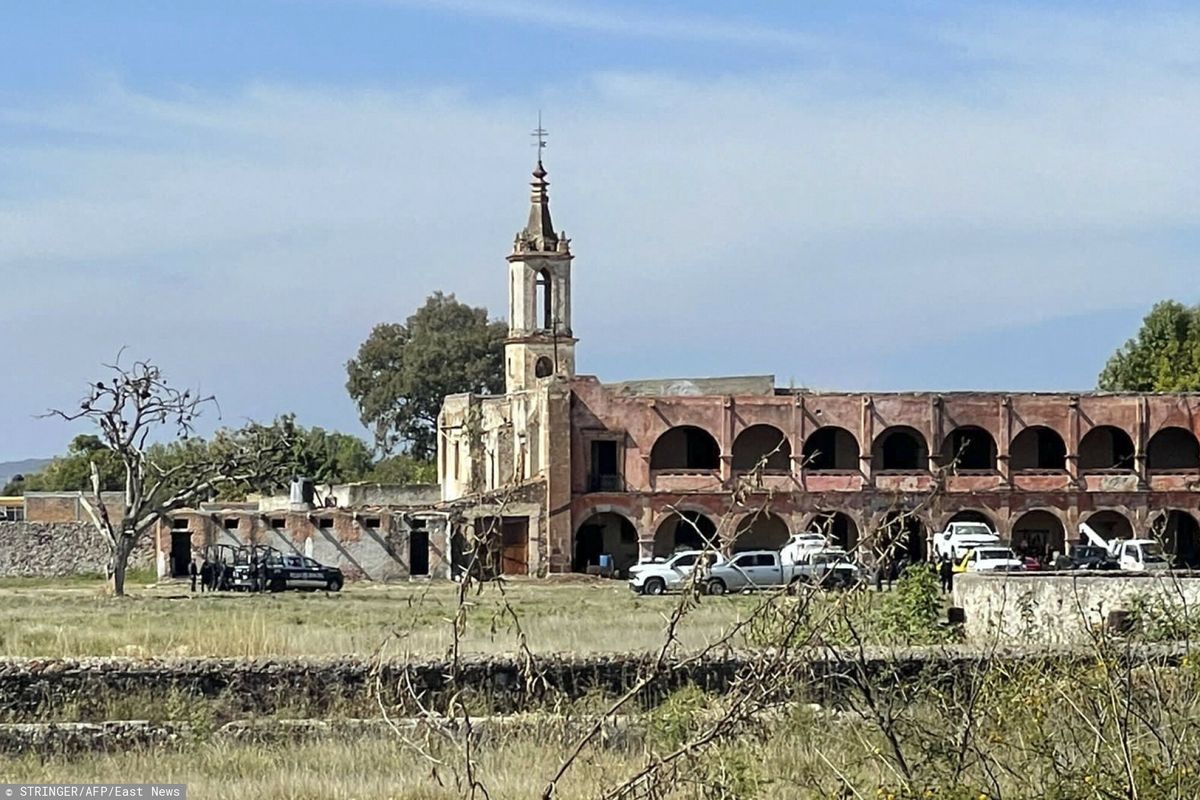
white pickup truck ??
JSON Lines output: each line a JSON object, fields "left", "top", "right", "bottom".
{"left": 780, "top": 532, "right": 829, "bottom": 565}
{"left": 628, "top": 550, "right": 725, "bottom": 595}
{"left": 933, "top": 521, "right": 1001, "bottom": 561}
{"left": 705, "top": 548, "right": 861, "bottom": 593}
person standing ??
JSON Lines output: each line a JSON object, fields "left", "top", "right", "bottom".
{"left": 188, "top": 558, "right": 198, "bottom": 592}
{"left": 939, "top": 555, "right": 954, "bottom": 594}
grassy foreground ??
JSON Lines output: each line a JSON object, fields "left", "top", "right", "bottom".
{"left": 6, "top": 682, "right": 1200, "bottom": 800}
{"left": 0, "top": 576, "right": 767, "bottom": 658}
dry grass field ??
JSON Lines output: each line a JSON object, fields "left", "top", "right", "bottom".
{"left": 5, "top": 571, "right": 1200, "bottom": 798}
{"left": 0, "top": 575, "right": 761, "bottom": 658}
{"left": 0, "top": 722, "right": 921, "bottom": 800}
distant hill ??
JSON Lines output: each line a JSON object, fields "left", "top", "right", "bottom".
{"left": 0, "top": 458, "right": 51, "bottom": 489}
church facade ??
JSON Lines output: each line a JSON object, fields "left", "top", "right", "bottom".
{"left": 437, "top": 160, "right": 1200, "bottom": 576}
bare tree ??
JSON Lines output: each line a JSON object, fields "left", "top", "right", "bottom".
{"left": 47, "top": 356, "right": 294, "bottom": 596}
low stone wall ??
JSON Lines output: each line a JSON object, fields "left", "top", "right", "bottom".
{"left": 0, "top": 522, "right": 153, "bottom": 577}
{"left": 953, "top": 572, "right": 1200, "bottom": 644}
{"left": 0, "top": 716, "right": 635, "bottom": 755}
{"left": 0, "top": 647, "right": 1184, "bottom": 721}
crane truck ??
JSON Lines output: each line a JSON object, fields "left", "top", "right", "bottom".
{"left": 1077, "top": 522, "right": 1170, "bottom": 572}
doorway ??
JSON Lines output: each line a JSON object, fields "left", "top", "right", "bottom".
{"left": 409, "top": 524, "right": 430, "bottom": 576}
{"left": 170, "top": 530, "right": 192, "bottom": 577}
{"left": 501, "top": 518, "right": 529, "bottom": 575}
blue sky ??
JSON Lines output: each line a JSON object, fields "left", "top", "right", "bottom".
{"left": 2, "top": 1, "right": 1199, "bottom": 459}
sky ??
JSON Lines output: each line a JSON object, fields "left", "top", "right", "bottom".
{"left": 2, "top": 1, "right": 1199, "bottom": 460}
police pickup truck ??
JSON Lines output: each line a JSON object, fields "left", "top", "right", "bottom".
{"left": 262, "top": 552, "right": 345, "bottom": 592}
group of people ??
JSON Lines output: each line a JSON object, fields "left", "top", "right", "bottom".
{"left": 869, "top": 554, "right": 956, "bottom": 594}
{"left": 187, "top": 557, "right": 229, "bottom": 592}
{"left": 871, "top": 557, "right": 904, "bottom": 592}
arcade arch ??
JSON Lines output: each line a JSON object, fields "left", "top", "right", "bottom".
{"left": 1010, "top": 426, "right": 1067, "bottom": 471}
{"left": 1084, "top": 509, "right": 1134, "bottom": 542}
{"left": 1146, "top": 427, "right": 1200, "bottom": 471}
{"left": 940, "top": 426, "right": 997, "bottom": 471}
{"left": 573, "top": 512, "right": 639, "bottom": 575}
{"left": 650, "top": 426, "right": 720, "bottom": 471}
{"left": 1078, "top": 426, "right": 1135, "bottom": 471}
{"left": 1010, "top": 510, "right": 1066, "bottom": 560}
{"left": 653, "top": 510, "right": 719, "bottom": 557}
{"left": 732, "top": 512, "right": 789, "bottom": 551}
{"left": 731, "top": 425, "right": 791, "bottom": 472}
{"left": 802, "top": 427, "right": 860, "bottom": 471}
{"left": 806, "top": 511, "right": 859, "bottom": 552}
{"left": 872, "top": 426, "right": 929, "bottom": 472}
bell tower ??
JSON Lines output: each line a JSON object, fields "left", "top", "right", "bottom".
{"left": 505, "top": 127, "right": 575, "bottom": 394}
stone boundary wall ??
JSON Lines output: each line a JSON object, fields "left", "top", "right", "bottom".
{"left": 1, "top": 647, "right": 1184, "bottom": 720}
{"left": 0, "top": 716, "right": 635, "bottom": 755}
{"left": 953, "top": 572, "right": 1200, "bottom": 644}
{"left": 0, "top": 522, "right": 153, "bottom": 577}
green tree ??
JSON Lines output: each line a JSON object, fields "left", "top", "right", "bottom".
{"left": 364, "top": 454, "right": 438, "bottom": 485}
{"left": 346, "top": 291, "right": 506, "bottom": 459}
{"left": 2, "top": 435, "right": 124, "bottom": 495}
{"left": 145, "top": 416, "right": 374, "bottom": 500}
{"left": 1099, "top": 300, "right": 1200, "bottom": 391}
{"left": 275, "top": 417, "right": 374, "bottom": 487}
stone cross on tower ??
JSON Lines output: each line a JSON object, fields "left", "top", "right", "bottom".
{"left": 505, "top": 117, "right": 576, "bottom": 394}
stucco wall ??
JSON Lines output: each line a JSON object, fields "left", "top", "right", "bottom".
{"left": 158, "top": 510, "right": 452, "bottom": 581}
{"left": 953, "top": 572, "right": 1200, "bottom": 645}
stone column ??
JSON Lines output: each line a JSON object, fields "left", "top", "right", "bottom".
{"left": 860, "top": 395, "right": 874, "bottom": 486}
{"left": 1066, "top": 396, "right": 1081, "bottom": 486}
{"left": 998, "top": 395, "right": 1012, "bottom": 485}
{"left": 719, "top": 397, "right": 734, "bottom": 486}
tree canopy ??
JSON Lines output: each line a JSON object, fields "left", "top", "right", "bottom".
{"left": 6, "top": 417, "right": 377, "bottom": 498}
{"left": 1098, "top": 300, "right": 1200, "bottom": 392}
{"left": 2, "top": 435, "right": 124, "bottom": 495}
{"left": 346, "top": 291, "right": 506, "bottom": 459}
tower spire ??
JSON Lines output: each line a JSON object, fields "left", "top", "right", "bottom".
{"left": 514, "top": 113, "right": 568, "bottom": 255}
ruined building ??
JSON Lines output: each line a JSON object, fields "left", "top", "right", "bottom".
{"left": 439, "top": 157, "right": 1200, "bottom": 576}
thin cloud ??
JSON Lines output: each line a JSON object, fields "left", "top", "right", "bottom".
{"left": 2, "top": 5, "right": 1200, "bottom": 458}
{"left": 368, "top": 0, "right": 825, "bottom": 50}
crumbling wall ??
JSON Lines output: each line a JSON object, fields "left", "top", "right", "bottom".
{"left": 161, "top": 510, "right": 452, "bottom": 581}
{"left": 954, "top": 572, "right": 1200, "bottom": 645}
{"left": 0, "top": 522, "right": 153, "bottom": 577}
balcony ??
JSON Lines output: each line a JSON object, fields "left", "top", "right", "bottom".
{"left": 649, "top": 470, "right": 723, "bottom": 492}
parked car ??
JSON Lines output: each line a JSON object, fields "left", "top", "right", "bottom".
{"left": 1053, "top": 544, "right": 1118, "bottom": 571}
{"left": 262, "top": 552, "right": 344, "bottom": 592}
{"left": 954, "top": 547, "right": 1025, "bottom": 574}
{"left": 628, "top": 550, "right": 724, "bottom": 595}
